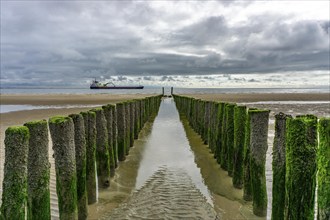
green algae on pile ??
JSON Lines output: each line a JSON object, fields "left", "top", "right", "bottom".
{"left": 111, "top": 105, "right": 118, "bottom": 168}
{"left": 317, "top": 118, "right": 330, "bottom": 220}
{"left": 69, "top": 114, "right": 88, "bottom": 220}
{"left": 102, "top": 104, "right": 116, "bottom": 177}
{"left": 271, "top": 112, "right": 291, "bottom": 220}
{"left": 208, "top": 102, "right": 217, "bottom": 154}
{"left": 0, "top": 126, "right": 30, "bottom": 220}
{"left": 124, "top": 102, "right": 131, "bottom": 155}
{"left": 49, "top": 116, "right": 78, "bottom": 220}
{"left": 203, "top": 101, "right": 211, "bottom": 144}
{"left": 129, "top": 101, "right": 135, "bottom": 147}
{"left": 24, "top": 120, "right": 51, "bottom": 220}
{"left": 133, "top": 100, "right": 140, "bottom": 139}
{"left": 91, "top": 108, "right": 110, "bottom": 188}
{"left": 220, "top": 103, "right": 229, "bottom": 171}
{"left": 249, "top": 109, "right": 270, "bottom": 217}
{"left": 285, "top": 115, "right": 318, "bottom": 220}
{"left": 243, "top": 107, "right": 257, "bottom": 201}
{"left": 81, "top": 111, "right": 97, "bottom": 205}
{"left": 232, "top": 105, "right": 247, "bottom": 189}
{"left": 225, "top": 103, "right": 236, "bottom": 177}
{"left": 116, "top": 102, "right": 126, "bottom": 161}
{"left": 215, "top": 102, "right": 225, "bottom": 165}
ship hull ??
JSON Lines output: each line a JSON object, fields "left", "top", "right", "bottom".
{"left": 90, "top": 86, "right": 144, "bottom": 89}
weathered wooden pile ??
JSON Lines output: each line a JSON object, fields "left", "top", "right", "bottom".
{"left": 173, "top": 94, "right": 329, "bottom": 220}
{"left": 0, "top": 95, "right": 162, "bottom": 220}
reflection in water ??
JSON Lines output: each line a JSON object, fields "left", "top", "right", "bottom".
{"left": 89, "top": 98, "right": 264, "bottom": 219}
{"left": 135, "top": 98, "right": 212, "bottom": 204}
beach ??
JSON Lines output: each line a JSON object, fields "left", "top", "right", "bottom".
{"left": 0, "top": 93, "right": 329, "bottom": 219}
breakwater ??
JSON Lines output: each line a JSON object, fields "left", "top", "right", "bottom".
{"left": 0, "top": 95, "right": 162, "bottom": 220}
{"left": 173, "top": 94, "right": 329, "bottom": 219}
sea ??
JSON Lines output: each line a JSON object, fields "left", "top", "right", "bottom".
{"left": 1, "top": 86, "right": 329, "bottom": 95}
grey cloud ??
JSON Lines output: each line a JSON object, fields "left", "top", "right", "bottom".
{"left": 117, "top": 76, "right": 127, "bottom": 81}
{"left": 160, "top": 76, "right": 175, "bottom": 81}
{"left": 143, "top": 76, "right": 153, "bottom": 81}
{"left": 1, "top": 1, "right": 329, "bottom": 87}
{"left": 248, "top": 79, "right": 260, "bottom": 82}
{"left": 191, "top": 52, "right": 222, "bottom": 68}
{"left": 138, "top": 58, "right": 157, "bottom": 64}
{"left": 172, "top": 16, "right": 228, "bottom": 45}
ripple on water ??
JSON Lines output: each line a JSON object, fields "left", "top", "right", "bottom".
{"left": 102, "top": 167, "right": 218, "bottom": 220}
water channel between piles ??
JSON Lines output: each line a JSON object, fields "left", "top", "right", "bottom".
{"left": 89, "top": 98, "right": 264, "bottom": 220}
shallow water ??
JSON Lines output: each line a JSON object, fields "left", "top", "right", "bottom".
{"left": 89, "top": 98, "right": 263, "bottom": 219}
{"left": 0, "top": 104, "right": 101, "bottom": 113}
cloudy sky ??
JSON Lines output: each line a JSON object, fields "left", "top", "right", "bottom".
{"left": 1, "top": 1, "right": 329, "bottom": 88}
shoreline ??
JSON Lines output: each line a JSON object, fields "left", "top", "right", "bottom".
{"left": 0, "top": 94, "right": 157, "bottom": 105}
{"left": 179, "top": 93, "right": 330, "bottom": 103}
{"left": 1, "top": 93, "right": 329, "bottom": 106}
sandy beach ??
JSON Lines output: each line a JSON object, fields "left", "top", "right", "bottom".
{"left": 180, "top": 93, "right": 330, "bottom": 103}
{"left": 0, "top": 93, "right": 329, "bottom": 219}
{"left": 0, "top": 94, "right": 155, "bottom": 218}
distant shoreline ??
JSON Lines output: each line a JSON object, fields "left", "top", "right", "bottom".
{"left": 1, "top": 93, "right": 329, "bottom": 106}
{"left": 1, "top": 87, "right": 329, "bottom": 96}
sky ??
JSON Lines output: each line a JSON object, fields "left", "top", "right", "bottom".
{"left": 1, "top": 0, "right": 329, "bottom": 88}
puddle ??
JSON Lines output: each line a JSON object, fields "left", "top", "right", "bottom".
{"left": 89, "top": 98, "right": 263, "bottom": 219}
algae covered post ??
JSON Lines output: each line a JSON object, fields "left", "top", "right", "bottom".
{"left": 0, "top": 126, "right": 30, "bottom": 219}
{"left": 232, "top": 105, "right": 246, "bottom": 189}
{"left": 129, "top": 101, "right": 135, "bottom": 147}
{"left": 225, "top": 103, "right": 236, "bottom": 177}
{"left": 116, "top": 102, "right": 126, "bottom": 161}
{"left": 134, "top": 100, "right": 140, "bottom": 139}
{"left": 102, "top": 104, "right": 116, "bottom": 177}
{"left": 81, "top": 111, "right": 97, "bottom": 205}
{"left": 112, "top": 105, "right": 118, "bottom": 168}
{"left": 203, "top": 101, "right": 211, "bottom": 144}
{"left": 271, "top": 112, "right": 291, "bottom": 220}
{"left": 249, "top": 109, "right": 270, "bottom": 217}
{"left": 317, "top": 118, "right": 330, "bottom": 220}
{"left": 220, "top": 103, "right": 229, "bottom": 171}
{"left": 49, "top": 116, "right": 78, "bottom": 220}
{"left": 69, "top": 113, "right": 88, "bottom": 220}
{"left": 243, "top": 107, "right": 257, "bottom": 201}
{"left": 91, "top": 108, "right": 110, "bottom": 188}
{"left": 285, "top": 115, "right": 318, "bottom": 220}
{"left": 24, "top": 120, "right": 51, "bottom": 220}
{"left": 124, "top": 102, "right": 131, "bottom": 155}
{"left": 208, "top": 102, "right": 217, "bottom": 154}
{"left": 215, "top": 102, "right": 224, "bottom": 164}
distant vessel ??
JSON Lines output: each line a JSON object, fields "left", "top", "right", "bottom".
{"left": 90, "top": 79, "right": 144, "bottom": 89}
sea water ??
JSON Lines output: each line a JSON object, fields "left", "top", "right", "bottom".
{"left": 1, "top": 87, "right": 329, "bottom": 95}
{"left": 0, "top": 104, "right": 102, "bottom": 114}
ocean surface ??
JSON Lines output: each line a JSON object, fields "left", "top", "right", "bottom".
{"left": 1, "top": 87, "right": 329, "bottom": 95}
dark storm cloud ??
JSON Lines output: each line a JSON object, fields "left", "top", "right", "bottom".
{"left": 171, "top": 16, "right": 228, "bottom": 45}
{"left": 1, "top": 1, "right": 329, "bottom": 86}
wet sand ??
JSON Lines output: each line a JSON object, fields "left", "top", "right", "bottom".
{"left": 0, "top": 94, "right": 154, "bottom": 219}
{"left": 180, "top": 93, "right": 330, "bottom": 103}
{"left": 181, "top": 92, "right": 329, "bottom": 219}
{"left": 0, "top": 93, "right": 155, "bottom": 105}
{"left": 0, "top": 93, "right": 329, "bottom": 219}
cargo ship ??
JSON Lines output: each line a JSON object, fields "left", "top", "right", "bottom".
{"left": 90, "top": 79, "right": 144, "bottom": 89}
